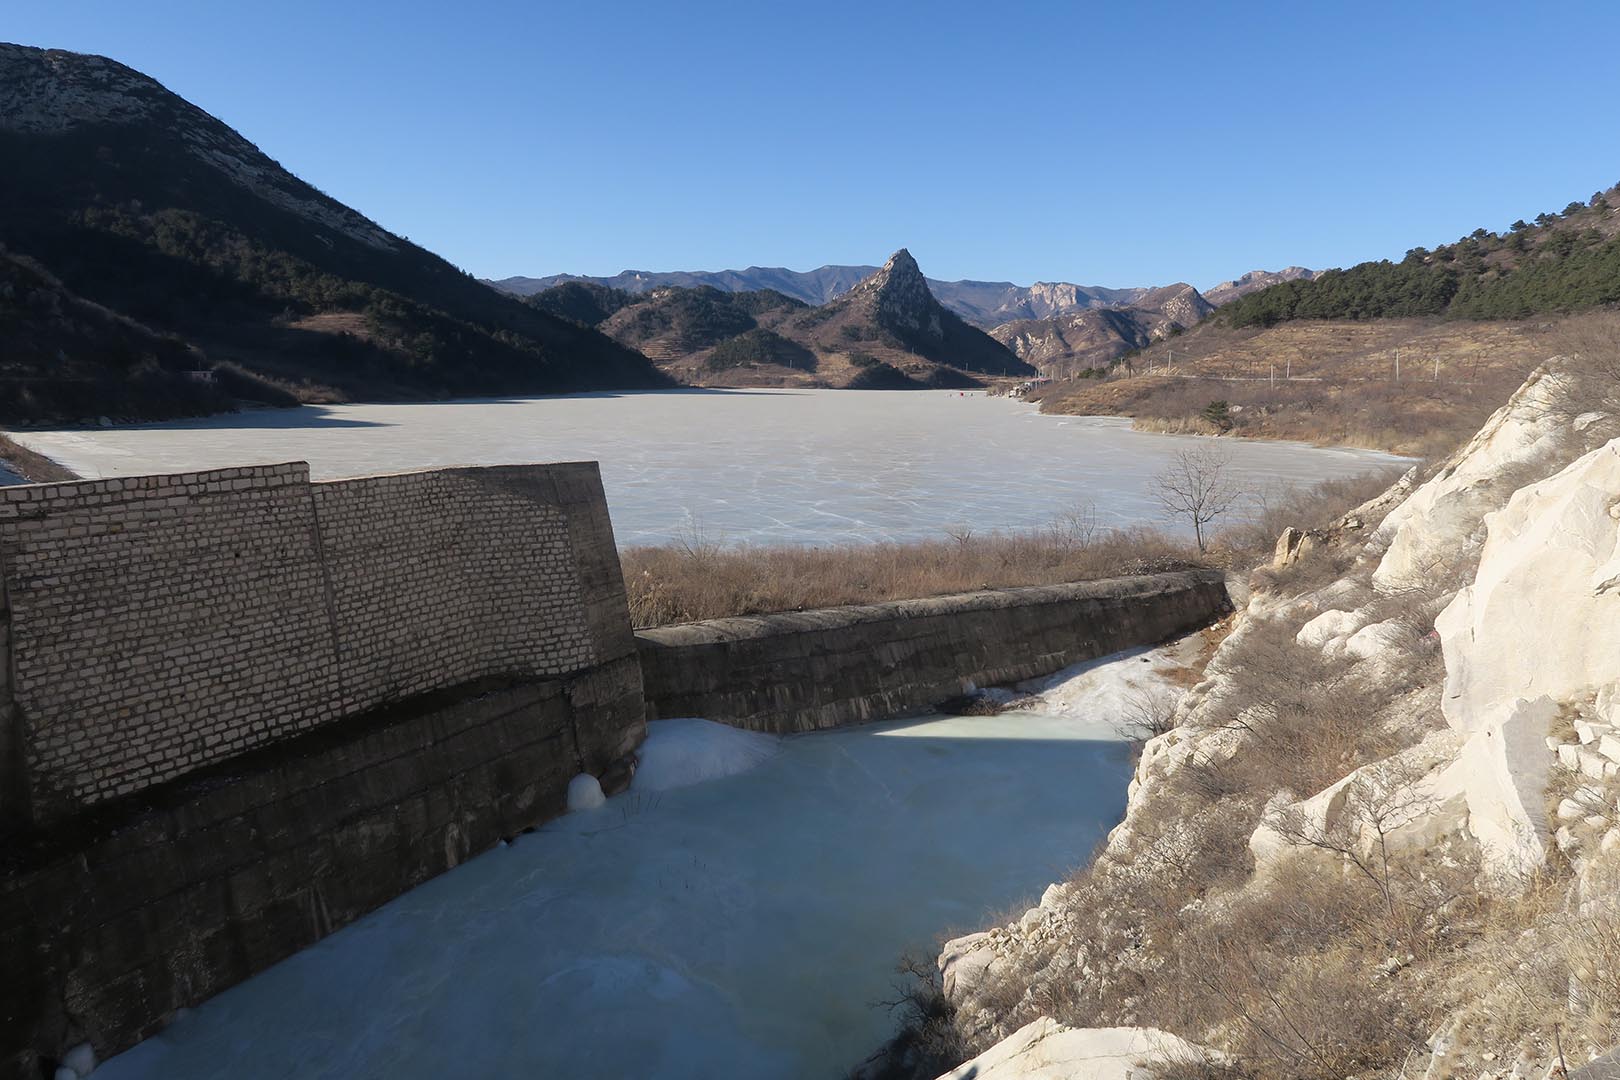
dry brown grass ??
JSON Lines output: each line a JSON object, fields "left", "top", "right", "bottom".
{"left": 624, "top": 469, "right": 1403, "bottom": 627}
{"left": 622, "top": 522, "right": 1206, "bottom": 627}
{"left": 0, "top": 433, "right": 77, "bottom": 482}
{"left": 1035, "top": 316, "right": 1555, "bottom": 457}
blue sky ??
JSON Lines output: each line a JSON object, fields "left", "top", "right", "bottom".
{"left": 10, "top": 1, "right": 1620, "bottom": 288}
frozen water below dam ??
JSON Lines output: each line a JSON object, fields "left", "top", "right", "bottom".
{"left": 11, "top": 390, "right": 1405, "bottom": 545}
{"left": 95, "top": 644, "right": 1199, "bottom": 1080}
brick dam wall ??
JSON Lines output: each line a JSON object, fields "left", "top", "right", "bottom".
{"left": 636, "top": 570, "right": 1232, "bottom": 734}
{"left": 0, "top": 461, "right": 639, "bottom": 821}
{"left": 0, "top": 462, "right": 644, "bottom": 1078}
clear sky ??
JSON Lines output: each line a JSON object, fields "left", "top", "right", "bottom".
{"left": 10, "top": 1, "right": 1620, "bottom": 288}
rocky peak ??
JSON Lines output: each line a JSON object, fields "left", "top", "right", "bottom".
{"left": 841, "top": 248, "right": 943, "bottom": 340}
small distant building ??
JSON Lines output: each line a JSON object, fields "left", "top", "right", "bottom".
{"left": 183, "top": 369, "right": 217, "bottom": 385}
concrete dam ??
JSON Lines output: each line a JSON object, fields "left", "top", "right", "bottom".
{"left": 0, "top": 461, "right": 1230, "bottom": 1078}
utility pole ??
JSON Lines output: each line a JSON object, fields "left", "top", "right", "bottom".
{"left": 1286, "top": 358, "right": 1291, "bottom": 380}
{"left": 1395, "top": 348, "right": 1401, "bottom": 381}
{"left": 1270, "top": 364, "right": 1276, "bottom": 389}
{"left": 1434, "top": 354, "right": 1440, "bottom": 382}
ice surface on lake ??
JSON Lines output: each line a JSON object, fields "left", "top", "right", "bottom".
{"left": 95, "top": 645, "right": 1195, "bottom": 1080}
{"left": 12, "top": 390, "right": 1404, "bottom": 546}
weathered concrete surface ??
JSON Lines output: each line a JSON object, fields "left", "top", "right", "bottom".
{"left": 637, "top": 570, "right": 1231, "bottom": 734}
{"left": 0, "top": 658, "right": 644, "bottom": 1079}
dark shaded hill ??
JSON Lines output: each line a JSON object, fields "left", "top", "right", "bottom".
{"left": 0, "top": 246, "right": 298, "bottom": 423}
{"left": 0, "top": 43, "right": 668, "bottom": 421}
{"left": 525, "top": 281, "right": 637, "bottom": 327}
{"left": 598, "top": 286, "right": 806, "bottom": 354}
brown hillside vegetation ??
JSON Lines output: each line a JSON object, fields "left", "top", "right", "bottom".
{"left": 620, "top": 470, "right": 1396, "bottom": 626}
{"left": 1033, "top": 316, "right": 1562, "bottom": 457}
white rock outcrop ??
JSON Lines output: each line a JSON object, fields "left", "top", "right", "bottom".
{"left": 934, "top": 1019, "right": 1211, "bottom": 1080}
{"left": 1428, "top": 697, "right": 1558, "bottom": 881}
{"left": 1372, "top": 368, "right": 1582, "bottom": 590}
{"left": 1437, "top": 440, "right": 1620, "bottom": 732}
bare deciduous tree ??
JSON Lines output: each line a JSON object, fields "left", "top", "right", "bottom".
{"left": 1151, "top": 446, "right": 1244, "bottom": 552}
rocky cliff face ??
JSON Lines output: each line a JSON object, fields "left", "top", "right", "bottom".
{"left": 929, "top": 360, "right": 1620, "bottom": 1079}
{"left": 1202, "top": 265, "right": 1318, "bottom": 306}
{"left": 837, "top": 249, "right": 945, "bottom": 341}
{"left": 990, "top": 283, "right": 1214, "bottom": 377}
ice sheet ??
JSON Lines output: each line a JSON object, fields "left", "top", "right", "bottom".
{"left": 12, "top": 390, "right": 1405, "bottom": 546}
{"left": 94, "top": 643, "right": 1198, "bottom": 1080}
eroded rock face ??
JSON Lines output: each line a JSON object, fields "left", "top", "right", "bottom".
{"left": 933, "top": 1019, "right": 1212, "bottom": 1080}
{"left": 1438, "top": 440, "right": 1620, "bottom": 731}
{"left": 1373, "top": 368, "right": 1584, "bottom": 590}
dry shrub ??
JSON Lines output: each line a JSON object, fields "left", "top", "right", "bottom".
{"left": 1217, "top": 466, "right": 1405, "bottom": 559}
{"left": 1546, "top": 308, "right": 1620, "bottom": 422}
{"left": 1194, "top": 618, "right": 1409, "bottom": 799}
{"left": 622, "top": 517, "right": 1206, "bottom": 627}
{"left": 1114, "top": 685, "right": 1180, "bottom": 742}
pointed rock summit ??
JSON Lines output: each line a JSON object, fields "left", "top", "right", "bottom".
{"left": 838, "top": 249, "right": 945, "bottom": 342}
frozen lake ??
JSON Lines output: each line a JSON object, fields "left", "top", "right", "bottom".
{"left": 94, "top": 645, "right": 1190, "bottom": 1080}
{"left": 10, "top": 390, "right": 1403, "bottom": 546}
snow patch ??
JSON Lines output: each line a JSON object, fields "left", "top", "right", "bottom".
{"left": 631, "top": 718, "right": 782, "bottom": 792}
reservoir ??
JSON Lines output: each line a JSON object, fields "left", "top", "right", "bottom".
{"left": 11, "top": 389, "right": 1402, "bottom": 546}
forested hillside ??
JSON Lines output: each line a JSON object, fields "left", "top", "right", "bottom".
{"left": 1225, "top": 185, "right": 1620, "bottom": 326}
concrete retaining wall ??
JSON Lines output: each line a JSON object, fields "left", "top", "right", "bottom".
{"left": 636, "top": 570, "right": 1231, "bottom": 734}
{"left": 0, "top": 461, "right": 635, "bottom": 822}
{"left": 1, "top": 659, "right": 643, "bottom": 1078}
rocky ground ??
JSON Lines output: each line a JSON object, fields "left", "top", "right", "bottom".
{"left": 900, "top": 358, "right": 1620, "bottom": 1080}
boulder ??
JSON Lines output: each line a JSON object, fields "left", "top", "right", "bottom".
{"left": 1429, "top": 697, "right": 1558, "bottom": 883}
{"left": 1344, "top": 618, "right": 1410, "bottom": 662}
{"left": 939, "top": 931, "right": 999, "bottom": 1001}
{"left": 933, "top": 1018, "right": 1212, "bottom": 1080}
{"left": 1296, "top": 608, "right": 1367, "bottom": 653}
{"left": 1249, "top": 730, "right": 1467, "bottom": 874}
{"left": 1272, "top": 526, "right": 1305, "bottom": 566}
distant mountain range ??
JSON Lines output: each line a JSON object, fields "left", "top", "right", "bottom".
{"left": 0, "top": 43, "right": 666, "bottom": 423}
{"left": 0, "top": 41, "right": 1347, "bottom": 421}
{"left": 490, "top": 268, "right": 1162, "bottom": 330}
{"left": 528, "top": 250, "right": 1034, "bottom": 389}
{"left": 491, "top": 263, "right": 1324, "bottom": 380}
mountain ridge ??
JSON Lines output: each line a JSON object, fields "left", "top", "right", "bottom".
{"left": 0, "top": 42, "right": 667, "bottom": 422}
{"left": 489, "top": 266, "right": 1161, "bottom": 329}
{"left": 536, "top": 250, "right": 1033, "bottom": 388}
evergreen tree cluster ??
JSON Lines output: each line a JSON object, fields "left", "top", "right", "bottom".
{"left": 1224, "top": 187, "right": 1620, "bottom": 327}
